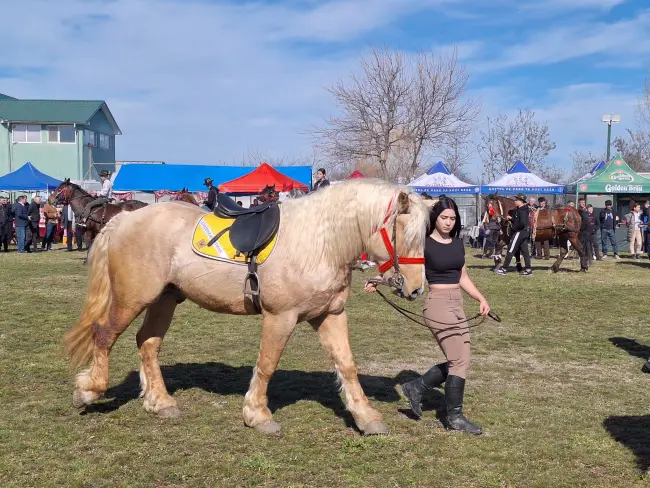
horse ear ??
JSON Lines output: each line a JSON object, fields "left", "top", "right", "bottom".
{"left": 396, "top": 190, "right": 411, "bottom": 213}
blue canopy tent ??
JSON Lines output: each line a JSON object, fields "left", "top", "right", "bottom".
{"left": 0, "top": 162, "right": 62, "bottom": 191}
{"left": 408, "top": 161, "right": 479, "bottom": 194}
{"left": 113, "top": 164, "right": 313, "bottom": 193}
{"left": 481, "top": 161, "right": 565, "bottom": 194}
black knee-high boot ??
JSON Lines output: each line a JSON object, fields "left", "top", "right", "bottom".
{"left": 401, "top": 363, "right": 448, "bottom": 418}
{"left": 444, "top": 375, "right": 482, "bottom": 435}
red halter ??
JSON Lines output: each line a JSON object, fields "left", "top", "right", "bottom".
{"left": 375, "top": 198, "right": 426, "bottom": 274}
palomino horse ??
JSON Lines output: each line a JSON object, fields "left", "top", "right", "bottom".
{"left": 173, "top": 188, "right": 199, "bottom": 206}
{"left": 64, "top": 179, "right": 430, "bottom": 436}
{"left": 485, "top": 194, "right": 586, "bottom": 272}
{"left": 49, "top": 179, "right": 148, "bottom": 254}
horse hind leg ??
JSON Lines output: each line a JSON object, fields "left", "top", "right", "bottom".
{"left": 136, "top": 288, "right": 183, "bottom": 418}
{"left": 551, "top": 236, "right": 567, "bottom": 273}
{"left": 243, "top": 312, "right": 297, "bottom": 435}
{"left": 310, "top": 311, "right": 387, "bottom": 436}
{"left": 72, "top": 301, "right": 143, "bottom": 408}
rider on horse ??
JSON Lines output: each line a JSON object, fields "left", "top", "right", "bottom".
{"left": 202, "top": 178, "right": 219, "bottom": 211}
{"left": 79, "top": 170, "right": 113, "bottom": 227}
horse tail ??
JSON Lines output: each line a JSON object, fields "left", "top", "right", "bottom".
{"left": 64, "top": 213, "right": 125, "bottom": 369}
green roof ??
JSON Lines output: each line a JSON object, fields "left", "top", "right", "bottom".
{"left": 0, "top": 99, "right": 121, "bottom": 134}
{"left": 567, "top": 154, "right": 650, "bottom": 194}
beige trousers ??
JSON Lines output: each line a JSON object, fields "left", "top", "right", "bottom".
{"left": 423, "top": 288, "right": 470, "bottom": 379}
{"left": 630, "top": 229, "right": 643, "bottom": 254}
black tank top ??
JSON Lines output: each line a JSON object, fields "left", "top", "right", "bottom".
{"left": 424, "top": 237, "right": 465, "bottom": 285}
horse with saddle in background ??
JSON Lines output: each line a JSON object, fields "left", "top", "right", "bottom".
{"left": 484, "top": 194, "right": 587, "bottom": 272}
{"left": 49, "top": 179, "right": 147, "bottom": 259}
{"left": 63, "top": 179, "right": 430, "bottom": 437}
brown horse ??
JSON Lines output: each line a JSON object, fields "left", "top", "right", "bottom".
{"left": 484, "top": 194, "right": 586, "bottom": 272}
{"left": 49, "top": 179, "right": 148, "bottom": 254}
{"left": 63, "top": 179, "right": 430, "bottom": 436}
{"left": 173, "top": 188, "right": 199, "bottom": 206}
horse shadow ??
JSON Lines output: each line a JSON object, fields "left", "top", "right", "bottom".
{"left": 615, "top": 260, "right": 650, "bottom": 269}
{"left": 83, "top": 363, "right": 445, "bottom": 428}
{"left": 609, "top": 337, "right": 650, "bottom": 362}
{"left": 603, "top": 415, "right": 650, "bottom": 472}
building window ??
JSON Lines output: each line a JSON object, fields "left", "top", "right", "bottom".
{"left": 99, "top": 133, "right": 111, "bottom": 150}
{"left": 84, "top": 129, "right": 96, "bottom": 147}
{"left": 12, "top": 125, "right": 41, "bottom": 143}
{"left": 47, "top": 125, "right": 76, "bottom": 144}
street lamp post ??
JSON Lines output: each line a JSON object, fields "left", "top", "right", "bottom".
{"left": 601, "top": 114, "right": 620, "bottom": 161}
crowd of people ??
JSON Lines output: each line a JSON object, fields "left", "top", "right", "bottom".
{"left": 0, "top": 194, "right": 84, "bottom": 253}
{"left": 479, "top": 196, "right": 650, "bottom": 269}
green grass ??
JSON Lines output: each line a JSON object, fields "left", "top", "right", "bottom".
{"left": 1, "top": 247, "right": 650, "bottom": 487}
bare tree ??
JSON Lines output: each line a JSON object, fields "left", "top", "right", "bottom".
{"left": 440, "top": 125, "right": 474, "bottom": 178}
{"left": 235, "top": 147, "right": 316, "bottom": 167}
{"left": 568, "top": 150, "right": 603, "bottom": 183}
{"left": 404, "top": 49, "right": 480, "bottom": 181}
{"left": 311, "top": 47, "right": 478, "bottom": 183}
{"left": 636, "top": 77, "right": 650, "bottom": 129}
{"left": 612, "top": 130, "right": 650, "bottom": 172}
{"left": 478, "top": 108, "right": 557, "bottom": 181}
{"left": 311, "top": 48, "right": 410, "bottom": 180}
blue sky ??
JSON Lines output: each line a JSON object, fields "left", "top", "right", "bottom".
{"left": 1, "top": 0, "right": 648, "bottom": 178}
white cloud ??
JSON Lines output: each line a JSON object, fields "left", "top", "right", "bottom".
{"left": 476, "top": 10, "right": 650, "bottom": 71}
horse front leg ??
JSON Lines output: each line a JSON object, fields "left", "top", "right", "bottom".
{"left": 310, "top": 310, "right": 387, "bottom": 435}
{"left": 569, "top": 233, "right": 588, "bottom": 271}
{"left": 243, "top": 312, "right": 297, "bottom": 435}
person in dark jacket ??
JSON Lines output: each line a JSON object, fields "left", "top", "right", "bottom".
{"left": 26, "top": 195, "right": 42, "bottom": 251}
{"left": 599, "top": 200, "right": 620, "bottom": 259}
{"left": 202, "top": 177, "right": 219, "bottom": 211}
{"left": 643, "top": 200, "right": 650, "bottom": 259}
{"left": 313, "top": 168, "right": 330, "bottom": 191}
{"left": 12, "top": 195, "right": 29, "bottom": 253}
{"left": 482, "top": 215, "right": 501, "bottom": 258}
{"left": 0, "top": 195, "right": 13, "bottom": 252}
{"left": 585, "top": 204, "right": 601, "bottom": 261}
{"left": 496, "top": 193, "right": 532, "bottom": 276}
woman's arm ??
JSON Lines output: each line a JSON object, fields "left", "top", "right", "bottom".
{"left": 459, "top": 265, "right": 490, "bottom": 315}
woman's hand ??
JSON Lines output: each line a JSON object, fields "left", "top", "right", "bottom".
{"left": 479, "top": 299, "right": 490, "bottom": 316}
{"left": 363, "top": 278, "right": 380, "bottom": 293}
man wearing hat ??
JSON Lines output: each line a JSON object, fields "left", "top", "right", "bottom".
{"left": 79, "top": 169, "right": 113, "bottom": 226}
{"left": 496, "top": 193, "right": 532, "bottom": 276}
{"left": 598, "top": 200, "right": 620, "bottom": 259}
{"left": 202, "top": 177, "right": 219, "bottom": 211}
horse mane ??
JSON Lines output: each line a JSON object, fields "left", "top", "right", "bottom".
{"left": 279, "top": 179, "right": 428, "bottom": 271}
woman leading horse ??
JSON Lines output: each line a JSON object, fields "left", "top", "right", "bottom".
{"left": 63, "top": 179, "right": 430, "bottom": 436}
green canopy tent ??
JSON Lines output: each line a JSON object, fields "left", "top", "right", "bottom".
{"left": 566, "top": 154, "right": 650, "bottom": 252}
{"left": 566, "top": 154, "right": 650, "bottom": 195}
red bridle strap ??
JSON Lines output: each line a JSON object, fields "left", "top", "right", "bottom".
{"left": 376, "top": 227, "right": 425, "bottom": 273}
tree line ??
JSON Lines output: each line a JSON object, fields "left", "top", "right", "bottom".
{"left": 305, "top": 47, "right": 650, "bottom": 184}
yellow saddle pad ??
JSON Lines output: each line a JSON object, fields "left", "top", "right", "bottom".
{"left": 191, "top": 213, "right": 278, "bottom": 265}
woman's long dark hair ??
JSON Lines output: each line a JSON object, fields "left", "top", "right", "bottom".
{"left": 429, "top": 196, "right": 462, "bottom": 238}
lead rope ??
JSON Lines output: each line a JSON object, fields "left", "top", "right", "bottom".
{"left": 365, "top": 280, "right": 502, "bottom": 331}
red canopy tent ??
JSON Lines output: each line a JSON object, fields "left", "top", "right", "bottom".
{"left": 218, "top": 162, "right": 310, "bottom": 193}
{"left": 347, "top": 170, "right": 364, "bottom": 179}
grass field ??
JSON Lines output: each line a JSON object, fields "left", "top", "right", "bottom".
{"left": 1, "top": 246, "right": 650, "bottom": 487}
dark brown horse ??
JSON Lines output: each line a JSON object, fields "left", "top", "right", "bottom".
{"left": 49, "top": 179, "right": 148, "bottom": 258}
{"left": 484, "top": 194, "right": 587, "bottom": 272}
{"left": 173, "top": 188, "right": 199, "bottom": 206}
{"left": 258, "top": 184, "right": 279, "bottom": 203}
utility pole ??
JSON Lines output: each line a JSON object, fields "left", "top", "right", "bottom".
{"left": 601, "top": 114, "right": 620, "bottom": 161}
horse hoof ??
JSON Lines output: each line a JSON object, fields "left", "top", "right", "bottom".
{"left": 253, "top": 420, "right": 282, "bottom": 436}
{"left": 156, "top": 406, "right": 181, "bottom": 419}
{"left": 72, "top": 389, "right": 97, "bottom": 408}
{"left": 362, "top": 421, "right": 390, "bottom": 436}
